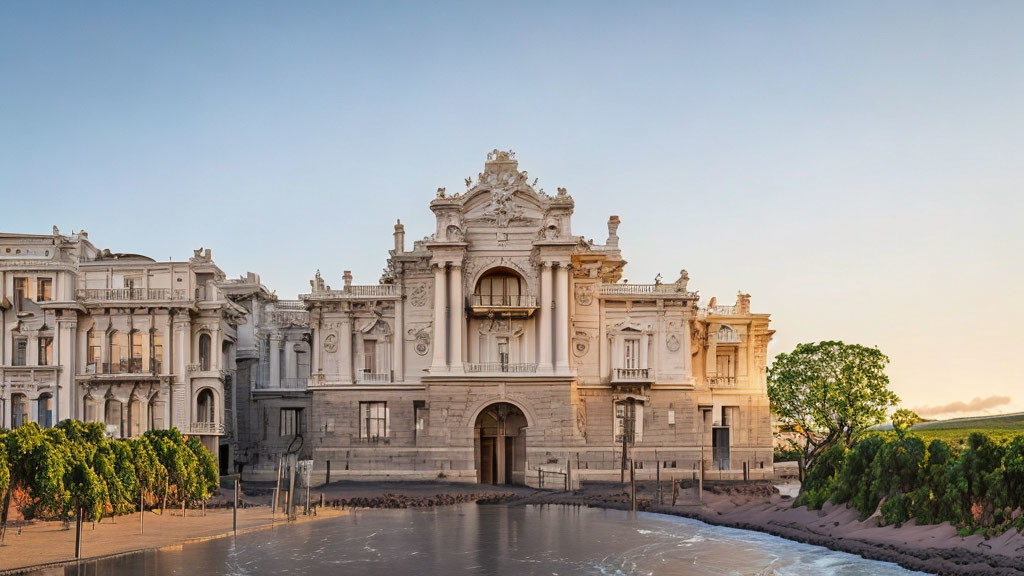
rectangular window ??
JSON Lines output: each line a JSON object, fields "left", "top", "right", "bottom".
{"left": 716, "top": 354, "right": 734, "bottom": 377}
{"left": 497, "top": 338, "right": 509, "bottom": 369}
{"left": 414, "top": 400, "right": 426, "bottom": 442}
{"left": 38, "top": 337, "right": 53, "bottom": 366}
{"left": 624, "top": 339, "right": 639, "bottom": 369}
{"left": 280, "top": 408, "right": 302, "bottom": 437}
{"left": 87, "top": 330, "right": 102, "bottom": 371}
{"left": 151, "top": 333, "right": 164, "bottom": 374}
{"left": 364, "top": 343, "right": 376, "bottom": 373}
{"left": 359, "top": 401, "right": 388, "bottom": 440}
{"left": 13, "top": 277, "right": 28, "bottom": 307}
{"left": 13, "top": 337, "right": 28, "bottom": 366}
{"left": 130, "top": 332, "right": 144, "bottom": 372}
{"left": 36, "top": 278, "right": 52, "bottom": 302}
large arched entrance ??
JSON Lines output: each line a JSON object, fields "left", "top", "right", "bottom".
{"left": 475, "top": 402, "right": 527, "bottom": 485}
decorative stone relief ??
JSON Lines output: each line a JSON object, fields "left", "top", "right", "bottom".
{"left": 666, "top": 334, "right": 681, "bottom": 353}
{"left": 572, "top": 330, "right": 591, "bottom": 358}
{"left": 574, "top": 283, "right": 594, "bottom": 306}
{"left": 323, "top": 333, "right": 338, "bottom": 353}
{"left": 409, "top": 283, "right": 430, "bottom": 307}
{"left": 407, "top": 323, "right": 432, "bottom": 356}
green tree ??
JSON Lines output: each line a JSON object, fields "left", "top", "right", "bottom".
{"left": 768, "top": 341, "right": 899, "bottom": 472}
{"left": 891, "top": 409, "right": 922, "bottom": 438}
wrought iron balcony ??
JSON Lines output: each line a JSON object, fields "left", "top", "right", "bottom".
{"left": 469, "top": 293, "right": 538, "bottom": 317}
{"left": 190, "top": 421, "right": 224, "bottom": 435}
{"left": 612, "top": 368, "right": 652, "bottom": 382}
{"left": 77, "top": 288, "right": 191, "bottom": 302}
{"left": 465, "top": 362, "right": 538, "bottom": 374}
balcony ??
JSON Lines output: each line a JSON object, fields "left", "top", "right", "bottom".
{"left": 302, "top": 284, "right": 398, "bottom": 301}
{"left": 612, "top": 368, "right": 652, "bottom": 383}
{"left": 356, "top": 371, "right": 392, "bottom": 384}
{"left": 77, "top": 288, "right": 191, "bottom": 303}
{"left": 599, "top": 284, "right": 699, "bottom": 299}
{"left": 190, "top": 421, "right": 224, "bottom": 435}
{"left": 708, "top": 376, "right": 737, "bottom": 388}
{"left": 469, "top": 293, "right": 538, "bottom": 318}
{"left": 465, "top": 362, "right": 538, "bottom": 374}
{"left": 81, "top": 360, "right": 162, "bottom": 378}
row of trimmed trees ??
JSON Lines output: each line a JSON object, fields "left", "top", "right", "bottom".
{"left": 798, "top": 431, "right": 1024, "bottom": 536}
{"left": 0, "top": 421, "right": 218, "bottom": 525}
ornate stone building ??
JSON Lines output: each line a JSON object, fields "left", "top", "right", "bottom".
{"left": 299, "top": 150, "right": 775, "bottom": 483}
{"left": 0, "top": 150, "right": 775, "bottom": 485}
{"left": 0, "top": 230, "right": 245, "bottom": 467}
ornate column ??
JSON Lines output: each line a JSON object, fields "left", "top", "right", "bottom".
{"left": 448, "top": 263, "right": 464, "bottom": 374}
{"left": 553, "top": 264, "right": 570, "bottom": 374}
{"left": 310, "top": 312, "right": 321, "bottom": 378}
{"left": 431, "top": 263, "right": 447, "bottom": 372}
{"left": 269, "top": 333, "right": 282, "bottom": 388}
{"left": 538, "top": 262, "right": 553, "bottom": 373}
{"left": 340, "top": 314, "right": 353, "bottom": 384}
{"left": 393, "top": 296, "right": 404, "bottom": 382}
{"left": 56, "top": 314, "right": 77, "bottom": 423}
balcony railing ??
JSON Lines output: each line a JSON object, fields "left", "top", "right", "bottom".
{"left": 84, "top": 359, "right": 161, "bottom": 375}
{"left": 599, "top": 284, "right": 699, "bottom": 298}
{"left": 705, "top": 305, "right": 738, "bottom": 315}
{"left": 279, "top": 377, "right": 309, "bottom": 389}
{"left": 709, "top": 376, "right": 737, "bottom": 387}
{"left": 303, "top": 284, "right": 398, "bottom": 300}
{"left": 471, "top": 294, "right": 538, "bottom": 308}
{"left": 77, "top": 288, "right": 191, "bottom": 302}
{"left": 356, "top": 371, "right": 392, "bottom": 384}
{"left": 190, "top": 421, "right": 224, "bottom": 435}
{"left": 465, "top": 362, "right": 538, "bottom": 374}
{"left": 613, "top": 368, "right": 651, "bottom": 381}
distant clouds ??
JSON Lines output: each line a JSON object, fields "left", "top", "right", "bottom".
{"left": 913, "top": 395, "right": 1012, "bottom": 418}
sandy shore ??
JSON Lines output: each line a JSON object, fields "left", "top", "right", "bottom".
{"left": 3, "top": 479, "right": 1022, "bottom": 575}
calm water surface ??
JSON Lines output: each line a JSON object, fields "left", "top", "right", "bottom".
{"left": 42, "top": 505, "right": 927, "bottom": 576}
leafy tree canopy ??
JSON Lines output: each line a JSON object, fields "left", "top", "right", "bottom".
{"left": 768, "top": 340, "right": 899, "bottom": 469}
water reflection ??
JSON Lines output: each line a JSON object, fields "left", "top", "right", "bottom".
{"left": 39, "top": 504, "right": 927, "bottom": 576}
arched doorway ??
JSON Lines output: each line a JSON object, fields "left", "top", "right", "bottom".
{"left": 475, "top": 402, "right": 527, "bottom": 485}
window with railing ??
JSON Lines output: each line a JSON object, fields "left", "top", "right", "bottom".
{"left": 196, "top": 389, "right": 215, "bottom": 423}
{"left": 473, "top": 269, "right": 531, "bottom": 307}
{"left": 151, "top": 331, "right": 163, "bottom": 374}
{"left": 109, "top": 331, "right": 128, "bottom": 372}
{"left": 87, "top": 329, "right": 101, "bottom": 369}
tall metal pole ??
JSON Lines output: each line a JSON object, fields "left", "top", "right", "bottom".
{"left": 233, "top": 479, "right": 239, "bottom": 534}
{"left": 75, "top": 507, "right": 83, "bottom": 559}
{"left": 287, "top": 455, "right": 296, "bottom": 521}
{"left": 140, "top": 490, "right": 144, "bottom": 535}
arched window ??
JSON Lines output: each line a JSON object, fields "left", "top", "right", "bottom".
{"left": 37, "top": 393, "right": 53, "bottom": 428}
{"left": 11, "top": 394, "right": 28, "bottom": 428}
{"left": 198, "top": 333, "right": 212, "bottom": 371}
{"left": 108, "top": 331, "right": 128, "bottom": 373}
{"left": 148, "top": 396, "right": 165, "bottom": 431}
{"left": 105, "top": 399, "right": 123, "bottom": 438}
{"left": 474, "top": 268, "right": 525, "bottom": 307}
{"left": 87, "top": 329, "right": 102, "bottom": 371}
{"left": 129, "top": 329, "right": 145, "bottom": 373}
{"left": 196, "top": 389, "right": 215, "bottom": 423}
{"left": 151, "top": 331, "right": 164, "bottom": 374}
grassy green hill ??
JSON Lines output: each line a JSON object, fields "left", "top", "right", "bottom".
{"left": 908, "top": 412, "right": 1024, "bottom": 444}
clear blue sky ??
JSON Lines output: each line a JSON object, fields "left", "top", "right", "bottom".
{"left": 2, "top": 2, "right": 1022, "bottom": 417}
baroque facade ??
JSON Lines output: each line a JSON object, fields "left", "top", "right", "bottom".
{"left": 1, "top": 151, "right": 774, "bottom": 485}
{"left": 299, "top": 150, "right": 775, "bottom": 483}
